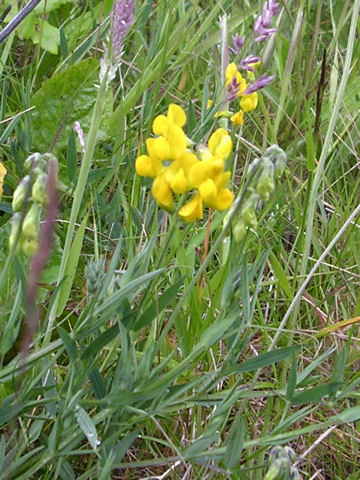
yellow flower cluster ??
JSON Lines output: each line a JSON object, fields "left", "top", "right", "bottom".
{"left": 225, "top": 62, "right": 259, "bottom": 126}
{"left": 135, "top": 104, "right": 234, "bottom": 222}
{"left": 0, "top": 162, "right": 6, "bottom": 199}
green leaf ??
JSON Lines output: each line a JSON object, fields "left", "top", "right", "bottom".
{"left": 112, "top": 430, "right": 140, "bottom": 463}
{"left": 57, "top": 327, "right": 78, "bottom": 362}
{"left": 224, "top": 414, "right": 245, "bottom": 470}
{"left": 268, "top": 252, "right": 294, "bottom": 300}
{"left": 286, "top": 350, "right": 297, "bottom": 402}
{"left": 17, "top": 14, "right": 60, "bottom": 55}
{"left": 74, "top": 405, "right": 100, "bottom": 451}
{"left": 66, "top": 128, "right": 77, "bottom": 184}
{"left": 30, "top": 58, "right": 112, "bottom": 152}
{"left": 292, "top": 382, "right": 342, "bottom": 405}
{"left": 132, "top": 277, "right": 184, "bottom": 331}
{"left": 56, "top": 213, "right": 88, "bottom": 316}
{"left": 235, "top": 347, "right": 299, "bottom": 374}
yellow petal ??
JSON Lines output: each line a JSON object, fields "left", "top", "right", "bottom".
{"left": 170, "top": 168, "right": 188, "bottom": 194}
{"left": 167, "top": 124, "right": 187, "bottom": 159}
{"left": 199, "top": 179, "right": 218, "bottom": 206}
{"left": 0, "top": 162, "right": 6, "bottom": 200}
{"left": 208, "top": 128, "right": 232, "bottom": 159}
{"left": 152, "top": 115, "right": 169, "bottom": 136}
{"left": 215, "top": 189, "right": 234, "bottom": 211}
{"left": 135, "top": 155, "right": 153, "bottom": 177}
{"left": 230, "top": 110, "right": 244, "bottom": 126}
{"left": 240, "top": 92, "right": 258, "bottom": 112}
{"left": 189, "top": 162, "right": 211, "bottom": 188}
{"left": 152, "top": 176, "right": 173, "bottom": 210}
{"left": 167, "top": 104, "right": 186, "bottom": 127}
{"left": 225, "top": 63, "right": 237, "bottom": 82}
{"left": 153, "top": 136, "right": 171, "bottom": 160}
{"left": 215, "top": 171, "right": 231, "bottom": 190}
{"left": 178, "top": 192, "right": 203, "bottom": 222}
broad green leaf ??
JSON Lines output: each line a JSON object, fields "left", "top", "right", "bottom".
{"left": 74, "top": 405, "right": 100, "bottom": 450}
{"left": 30, "top": 58, "right": 112, "bottom": 152}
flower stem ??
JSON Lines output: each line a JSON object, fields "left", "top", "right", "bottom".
{"left": 44, "top": 73, "right": 108, "bottom": 345}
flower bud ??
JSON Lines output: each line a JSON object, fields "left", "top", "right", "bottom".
{"left": 12, "top": 175, "right": 30, "bottom": 212}
{"left": 9, "top": 213, "right": 22, "bottom": 252}
{"left": 22, "top": 203, "right": 41, "bottom": 240}
{"left": 241, "top": 204, "right": 257, "bottom": 228}
{"left": 22, "top": 239, "right": 39, "bottom": 257}
{"left": 32, "top": 172, "right": 48, "bottom": 205}
{"left": 233, "top": 220, "right": 247, "bottom": 242}
{"left": 24, "top": 152, "right": 42, "bottom": 171}
{"left": 85, "top": 257, "right": 106, "bottom": 297}
{"left": 257, "top": 170, "right": 275, "bottom": 201}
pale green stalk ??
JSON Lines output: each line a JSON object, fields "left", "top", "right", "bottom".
{"left": 44, "top": 73, "right": 109, "bottom": 343}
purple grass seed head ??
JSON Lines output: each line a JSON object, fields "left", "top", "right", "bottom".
{"left": 244, "top": 74, "right": 275, "bottom": 94}
{"left": 231, "top": 34, "right": 245, "bottom": 53}
{"left": 239, "top": 55, "right": 260, "bottom": 72}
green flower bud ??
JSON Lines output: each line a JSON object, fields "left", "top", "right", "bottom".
{"left": 85, "top": 257, "right": 106, "bottom": 297}
{"left": 241, "top": 204, "right": 257, "bottom": 229}
{"left": 12, "top": 175, "right": 30, "bottom": 212}
{"left": 22, "top": 203, "right": 41, "bottom": 240}
{"left": 233, "top": 220, "right": 247, "bottom": 243}
{"left": 257, "top": 171, "right": 275, "bottom": 201}
{"left": 32, "top": 172, "right": 48, "bottom": 205}
{"left": 24, "top": 153, "right": 42, "bottom": 171}
{"left": 9, "top": 213, "right": 22, "bottom": 252}
{"left": 22, "top": 239, "right": 39, "bottom": 257}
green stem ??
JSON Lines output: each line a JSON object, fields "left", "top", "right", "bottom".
{"left": 44, "top": 74, "right": 109, "bottom": 343}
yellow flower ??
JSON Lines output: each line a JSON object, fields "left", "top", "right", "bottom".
{"left": 230, "top": 110, "right": 244, "bottom": 126}
{"left": 164, "top": 152, "right": 198, "bottom": 194}
{"left": 208, "top": 128, "right": 233, "bottom": 160}
{"left": 152, "top": 175, "right": 173, "bottom": 211}
{"left": 152, "top": 104, "right": 187, "bottom": 159}
{"left": 135, "top": 138, "right": 163, "bottom": 178}
{"left": 225, "top": 63, "right": 247, "bottom": 97}
{"left": 240, "top": 92, "right": 258, "bottom": 112}
{"left": 178, "top": 192, "right": 203, "bottom": 222}
{"left": 0, "top": 162, "right": 7, "bottom": 199}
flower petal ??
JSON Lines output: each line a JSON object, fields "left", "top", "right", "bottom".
{"left": 179, "top": 192, "right": 203, "bottom": 222}
{"left": 167, "top": 104, "right": 186, "bottom": 127}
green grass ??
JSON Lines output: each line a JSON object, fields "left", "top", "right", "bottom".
{"left": 0, "top": 0, "right": 360, "bottom": 478}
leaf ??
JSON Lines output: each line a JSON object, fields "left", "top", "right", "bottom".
{"left": 112, "top": 430, "right": 140, "bottom": 463}
{"left": 291, "top": 382, "right": 342, "bottom": 405}
{"left": 57, "top": 327, "right": 78, "bottom": 362}
{"left": 286, "top": 350, "right": 297, "bottom": 401}
{"left": 224, "top": 414, "right": 245, "bottom": 470}
{"left": 268, "top": 252, "right": 294, "bottom": 300}
{"left": 66, "top": 128, "right": 77, "bottom": 184}
{"left": 74, "top": 405, "right": 100, "bottom": 450}
{"left": 30, "top": 58, "right": 112, "bottom": 152}
{"left": 132, "top": 277, "right": 184, "bottom": 331}
{"left": 16, "top": 14, "right": 60, "bottom": 55}
{"left": 56, "top": 213, "right": 88, "bottom": 316}
{"left": 235, "top": 347, "right": 299, "bottom": 374}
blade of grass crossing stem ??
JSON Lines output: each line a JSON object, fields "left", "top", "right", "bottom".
{"left": 55, "top": 213, "right": 88, "bottom": 318}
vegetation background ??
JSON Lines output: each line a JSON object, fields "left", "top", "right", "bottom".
{"left": 0, "top": 0, "right": 359, "bottom": 479}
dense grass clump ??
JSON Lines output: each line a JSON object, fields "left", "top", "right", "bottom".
{"left": 0, "top": 1, "right": 359, "bottom": 479}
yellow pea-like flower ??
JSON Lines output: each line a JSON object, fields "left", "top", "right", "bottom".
{"left": 179, "top": 192, "right": 203, "bottom": 222}
{"left": 0, "top": 162, "right": 7, "bottom": 199}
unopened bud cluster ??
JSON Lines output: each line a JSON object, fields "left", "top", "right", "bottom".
{"left": 10, "top": 153, "right": 57, "bottom": 256}
{"left": 264, "top": 446, "right": 301, "bottom": 480}
{"left": 225, "top": 145, "right": 286, "bottom": 242}
{"left": 85, "top": 257, "right": 106, "bottom": 297}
